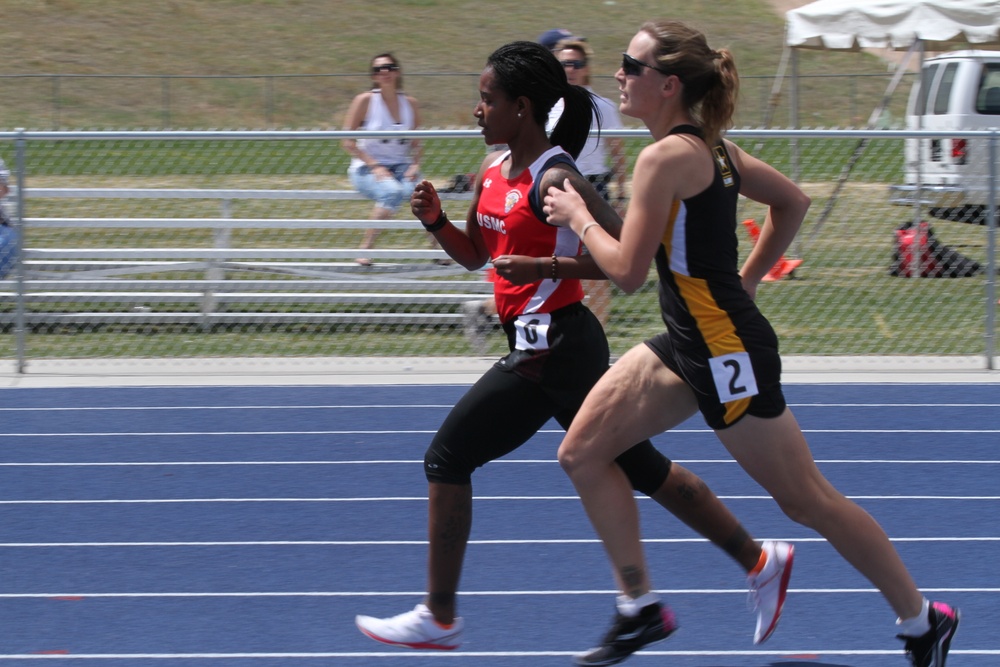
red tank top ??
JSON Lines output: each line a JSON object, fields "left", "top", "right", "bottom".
{"left": 477, "top": 148, "right": 585, "bottom": 324}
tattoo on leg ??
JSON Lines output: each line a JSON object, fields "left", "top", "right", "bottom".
{"left": 438, "top": 510, "right": 471, "bottom": 555}
{"left": 675, "top": 482, "right": 696, "bottom": 502}
{"left": 619, "top": 565, "right": 645, "bottom": 598}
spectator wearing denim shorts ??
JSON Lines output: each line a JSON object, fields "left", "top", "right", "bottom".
{"left": 0, "top": 156, "right": 16, "bottom": 278}
{"left": 342, "top": 53, "right": 433, "bottom": 266}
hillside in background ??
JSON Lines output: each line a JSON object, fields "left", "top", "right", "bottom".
{"left": 0, "top": 0, "right": 898, "bottom": 128}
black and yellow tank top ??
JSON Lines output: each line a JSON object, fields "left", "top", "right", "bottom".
{"left": 653, "top": 124, "right": 758, "bottom": 352}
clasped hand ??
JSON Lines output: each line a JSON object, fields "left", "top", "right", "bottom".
{"left": 491, "top": 255, "right": 543, "bottom": 285}
{"left": 542, "top": 179, "right": 587, "bottom": 229}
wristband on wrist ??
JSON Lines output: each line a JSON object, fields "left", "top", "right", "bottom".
{"left": 580, "top": 221, "right": 600, "bottom": 240}
{"left": 423, "top": 210, "right": 448, "bottom": 232}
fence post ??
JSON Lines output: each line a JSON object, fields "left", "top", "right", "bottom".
{"left": 985, "top": 131, "right": 997, "bottom": 370}
{"left": 14, "top": 129, "right": 27, "bottom": 374}
{"left": 161, "top": 77, "right": 171, "bottom": 128}
{"left": 201, "top": 199, "right": 231, "bottom": 324}
{"left": 52, "top": 76, "right": 60, "bottom": 129}
{"left": 265, "top": 77, "right": 275, "bottom": 128}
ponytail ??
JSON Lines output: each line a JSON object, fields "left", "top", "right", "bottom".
{"left": 640, "top": 20, "right": 739, "bottom": 145}
{"left": 486, "top": 40, "right": 596, "bottom": 158}
{"left": 550, "top": 85, "right": 597, "bottom": 159}
{"left": 697, "top": 49, "right": 738, "bottom": 145}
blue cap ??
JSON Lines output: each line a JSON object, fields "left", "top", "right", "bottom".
{"left": 537, "top": 28, "right": 576, "bottom": 51}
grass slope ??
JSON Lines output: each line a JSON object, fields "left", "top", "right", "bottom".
{"left": 0, "top": 0, "right": 898, "bottom": 128}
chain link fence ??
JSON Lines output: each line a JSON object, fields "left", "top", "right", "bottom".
{"left": 0, "top": 72, "right": 911, "bottom": 131}
{"left": 0, "top": 128, "right": 996, "bottom": 373}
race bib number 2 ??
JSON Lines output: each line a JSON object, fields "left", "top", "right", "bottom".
{"left": 513, "top": 313, "right": 552, "bottom": 351}
{"left": 708, "top": 351, "right": 758, "bottom": 403}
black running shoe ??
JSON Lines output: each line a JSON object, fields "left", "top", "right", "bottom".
{"left": 898, "top": 601, "right": 960, "bottom": 667}
{"left": 574, "top": 602, "right": 678, "bottom": 666}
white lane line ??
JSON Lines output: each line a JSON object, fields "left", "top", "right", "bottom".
{"left": 1, "top": 587, "right": 996, "bottom": 599}
{"left": 1, "top": 495, "right": 997, "bottom": 504}
{"left": 0, "top": 401, "right": 995, "bottom": 412}
{"left": 0, "top": 405, "right": 453, "bottom": 412}
{"left": 1, "top": 649, "right": 995, "bottom": 659}
{"left": 0, "top": 428, "right": 998, "bottom": 437}
{"left": 0, "top": 430, "right": 440, "bottom": 437}
{"left": 2, "top": 536, "right": 997, "bottom": 547}
{"left": 1, "top": 459, "right": 997, "bottom": 466}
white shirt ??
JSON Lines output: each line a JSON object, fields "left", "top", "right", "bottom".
{"left": 545, "top": 87, "right": 623, "bottom": 177}
{"left": 350, "top": 90, "right": 416, "bottom": 169}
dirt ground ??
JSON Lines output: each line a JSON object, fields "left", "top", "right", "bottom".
{"left": 768, "top": 0, "right": 808, "bottom": 15}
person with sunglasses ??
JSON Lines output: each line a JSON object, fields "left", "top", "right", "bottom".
{"left": 549, "top": 37, "right": 627, "bottom": 329}
{"left": 0, "top": 155, "right": 17, "bottom": 278}
{"left": 355, "top": 39, "right": 791, "bottom": 655}
{"left": 549, "top": 38, "right": 627, "bottom": 209}
{"left": 543, "top": 20, "right": 960, "bottom": 667}
{"left": 342, "top": 53, "right": 432, "bottom": 266}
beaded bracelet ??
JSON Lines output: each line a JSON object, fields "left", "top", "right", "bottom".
{"left": 550, "top": 254, "right": 559, "bottom": 282}
{"left": 423, "top": 210, "right": 449, "bottom": 232}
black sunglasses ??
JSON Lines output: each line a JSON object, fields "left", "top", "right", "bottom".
{"left": 621, "top": 53, "right": 670, "bottom": 77}
{"left": 372, "top": 64, "right": 400, "bottom": 74}
{"left": 559, "top": 59, "right": 587, "bottom": 70}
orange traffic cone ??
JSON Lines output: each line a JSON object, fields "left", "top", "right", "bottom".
{"left": 741, "top": 219, "right": 802, "bottom": 282}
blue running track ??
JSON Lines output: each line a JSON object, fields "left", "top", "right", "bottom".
{"left": 0, "top": 382, "right": 997, "bottom": 666}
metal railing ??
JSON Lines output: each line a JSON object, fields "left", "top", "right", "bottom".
{"left": 0, "top": 127, "right": 996, "bottom": 372}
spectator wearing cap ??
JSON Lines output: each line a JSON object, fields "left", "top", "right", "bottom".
{"left": 537, "top": 27, "right": 577, "bottom": 51}
{"left": 548, "top": 38, "right": 626, "bottom": 206}
{"left": 546, "top": 37, "right": 627, "bottom": 326}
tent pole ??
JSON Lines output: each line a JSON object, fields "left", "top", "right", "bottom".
{"left": 798, "top": 40, "right": 921, "bottom": 257}
{"left": 790, "top": 47, "right": 799, "bottom": 183}
{"left": 912, "top": 40, "right": 925, "bottom": 276}
{"left": 985, "top": 132, "right": 996, "bottom": 370}
{"left": 912, "top": 39, "right": 926, "bottom": 230}
{"left": 759, "top": 45, "right": 790, "bottom": 131}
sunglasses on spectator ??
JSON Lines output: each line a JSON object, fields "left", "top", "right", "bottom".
{"left": 621, "top": 53, "right": 671, "bottom": 77}
{"left": 559, "top": 59, "right": 587, "bottom": 70}
{"left": 372, "top": 64, "right": 400, "bottom": 74}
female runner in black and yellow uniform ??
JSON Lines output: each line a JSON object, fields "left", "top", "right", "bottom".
{"left": 544, "top": 19, "right": 959, "bottom": 667}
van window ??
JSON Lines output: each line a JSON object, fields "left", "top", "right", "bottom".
{"left": 915, "top": 63, "right": 939, "bottom": 116}
{"left": 932, "top": 63, "right": 959, "bottom": 114}
{"left": 977, "top": 63, "right": 1000, "bottom": 114}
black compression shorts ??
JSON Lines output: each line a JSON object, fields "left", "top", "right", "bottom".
{"left": 424, "top": 302, "right": 672, "bottom": 493}
{"left": 644, "top": 323, "right": 787, "bottom": 430}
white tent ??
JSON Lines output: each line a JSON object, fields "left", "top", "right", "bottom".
{"left": 774, "top": 0, "right": 1000, "bottom": 252}
{"left": 778, "top": 0, "right": 1000, "bottom": 130}
{"left": 785, "top": 0, "right": 1000, "bottom": 53}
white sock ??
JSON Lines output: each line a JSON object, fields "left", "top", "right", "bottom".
{"left": 896, "top": 597, "right": 931, "bottom": 637}
{"left": 616, "top": 592, "right": 660, "bottom": 617}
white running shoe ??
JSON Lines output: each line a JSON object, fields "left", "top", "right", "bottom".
{"left": 747, "top": 540, "right": 794, "bottom": 644}
{"left": 355, "top": 604, "right": 464, "bottom": 650}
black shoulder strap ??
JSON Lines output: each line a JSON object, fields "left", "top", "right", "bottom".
{"left": 668, "top": 123, "right": 703, "bottom": 139}
{"left": 529, "top": 152, "right": 581, "bottom": 223}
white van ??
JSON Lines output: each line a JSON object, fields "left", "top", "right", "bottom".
{"left": 891, "top": 50, "right": 1000, "bottom": 224}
